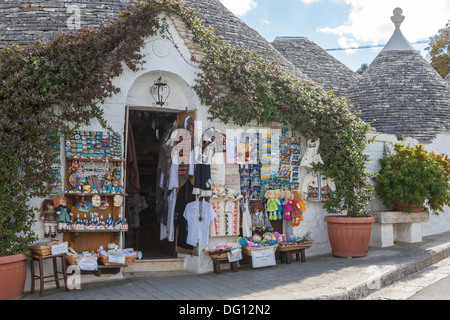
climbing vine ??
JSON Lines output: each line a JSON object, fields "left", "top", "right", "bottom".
{"left": 0, "top": 0, "right": 373, "bottom": 256}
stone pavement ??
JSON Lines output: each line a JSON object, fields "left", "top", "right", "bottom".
{"left": 22, "top": 230, "right": 450, "bottom": 301}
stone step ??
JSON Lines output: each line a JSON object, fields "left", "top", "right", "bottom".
{"left": 124, "top": 258, "right": 185, "bottom": 273}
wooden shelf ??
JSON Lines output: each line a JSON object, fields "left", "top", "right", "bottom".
{"left": 64, "top": 193, "right": 127, "bottom": 197}
{"left": 66, "top": 158, "right": 125, "bottom": 162}
{"left": 67, "top": 229, "right": 127, "bottom": 233}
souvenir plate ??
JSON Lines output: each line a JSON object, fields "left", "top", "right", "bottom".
{"left": 77, "top": 200, "right": 93, "bottom": 213}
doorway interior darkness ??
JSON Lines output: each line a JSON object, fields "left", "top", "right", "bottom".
{"left": 125, "top": 109, "right": 177, "bottom": 259}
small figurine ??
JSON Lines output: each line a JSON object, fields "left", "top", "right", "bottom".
{"left": 274, "top": 189, "right": 284, "bottom": 220}
{"left": 264, "top": 190, "right": 280, "bottom": 221}
{"left": 40, "top": 199, "right": 57, "bottom": 238}
{"left": 53, "top": 195, "right": 73, "bottom": 233}
{"left": 291, "top": 190, "right": 306, "bottom": 226}
{"left": 282, "top": 190, "right": 293, "bottom": 220}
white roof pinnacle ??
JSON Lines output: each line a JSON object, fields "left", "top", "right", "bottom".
{"left": 381, "top": 7, "right": 416, "bottom": 52}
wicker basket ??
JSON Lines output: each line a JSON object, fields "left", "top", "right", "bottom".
{"left": 277, "top": 242, "right": 313, "bottom": 251}
{"left": 29, "top": 240, "right": 61, "bottom": 256}
{"left": 98, "top": 254, "right": 137, "bottom": 266}
{"left": 66, "top": 254, "right": 80, "bottom": 266}
{"left": 242, "top": 244, "right": 278, "bottom": 256}
{"left": 207, "top": 251, "right": 230, "bottom": 261}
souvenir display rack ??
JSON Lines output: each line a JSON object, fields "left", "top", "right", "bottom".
{"left": 62, "top": 131, "right": 128, "bottom": 254}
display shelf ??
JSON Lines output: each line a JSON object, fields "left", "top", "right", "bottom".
{"left": 67, "top": 229, "right": 127, "bottom": 233}
{"left": 64, "top": 193, "right": 127, "bottom": 196}
{"left": 66, "top": 158, "right": 125, "bottom": 162}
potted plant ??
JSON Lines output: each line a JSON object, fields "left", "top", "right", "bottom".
{"left": 374, "top": 142, "right": 450, "bottom": 214}
{"left": 0, "top": 193, "right": 37, "bottom": 300}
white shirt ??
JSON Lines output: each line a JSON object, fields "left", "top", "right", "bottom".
{"left": 183, "top": 199, "right": 216, "bottom": 246}
{"left": 160, "top": 190, "right": 177, "bottom": 242}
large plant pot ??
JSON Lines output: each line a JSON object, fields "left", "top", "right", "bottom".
{"left": 324, "top": 215, "right": 375, "bottom": 258}
{"left": 0, "top": 254, "right": 27, "bottom": 300}
{"left": 393, "top": 202, "right": 424, "bottom": 212}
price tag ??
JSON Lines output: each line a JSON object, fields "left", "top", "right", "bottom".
{"left": 251, "top": 247, "right": 276, "bottom": 268}
{"left": 51, "top": 242, "right": 69, "bottom": 255}
{"left": 227, "top": 249, "right": 242, "bottom": 262}
{"left": 108, "top": 255, "right": 125, "bottom": 264}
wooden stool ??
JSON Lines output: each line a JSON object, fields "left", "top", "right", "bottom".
{"left": 212, "top": 259, "right": 238, "bottom": 274}
{"left": 30, "top": 253, "right": 69, "bottom": 297}
{"left": 280, "top": 249, "right": 306, "bottom": 264}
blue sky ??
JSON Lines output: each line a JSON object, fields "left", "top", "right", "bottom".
{"left": 219, "top": 0, "right": 450, "bottom": 72}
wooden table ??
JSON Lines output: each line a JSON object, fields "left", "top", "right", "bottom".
{"left": 30, "top": 253, "right": 69, "bottom": 297}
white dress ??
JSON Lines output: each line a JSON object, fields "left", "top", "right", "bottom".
{"left": 300, "top": 138, "right": 324, "bottom": 168}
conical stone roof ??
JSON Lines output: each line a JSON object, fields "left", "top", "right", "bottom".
{"left": 346, "top": 8, "right": 450, "bottom": 143}
{"left": 183, "top": 0, "right": 309, "bottom": 82}
{"left": 271, "top": 36, "right": 359, "bottom": 96}
{"left": 0, "top": 0, "right": 310, "bottom": 82}
{"left": 445, "top": 73, "right": 450, "bottom": 85}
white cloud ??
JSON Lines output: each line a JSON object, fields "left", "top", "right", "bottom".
{"left": 318, "top": 0, "right": 450, "bottom": 53}
{"left": 261, "top": 11, "right": 270, "bottom": 25}
{"left": 220, "top": 0, "right": 257, "bottom": 16}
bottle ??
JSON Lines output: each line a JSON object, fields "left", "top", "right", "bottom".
{"left": 98, "top": 215, "right": 106, "bottom": 230}
{"left": 114, "top": 217, "right": 122, "bottom": 230}
{"left": 82, "top": 214, "right": 89, "bottom": 228}
{"left": 89, "top": 214, "right": 97, "bottom": 230}
{"left": 106, "top": 214, "right": 113, "bottom": 229}
{"left": 122, "top": 218, "right": 128, "bottom": 231}
{"left": 74, "top": 214, "right": 81, "bottom": 230}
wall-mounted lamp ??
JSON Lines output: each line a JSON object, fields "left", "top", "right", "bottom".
{"left": 150, "top": 76, "right": 170, "bottom": 107}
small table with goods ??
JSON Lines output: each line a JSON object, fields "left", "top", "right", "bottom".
{"left": 29, "top": 240, "right": 70, "bottom": 297}
{"left": 277, "top": 232, "right": 313, "bottom": 264}
{"left": 203, "top": 244, "right": 242, "bottom": 274}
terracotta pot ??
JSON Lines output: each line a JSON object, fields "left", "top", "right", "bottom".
{"left": 0, "top": 254, "right": 27, "bottom": 300}
{"left": 324, "top": 215, "right": 375, "bottom": 258}
{"left": 393, "top": 202, "right": 424, "bottom": 212}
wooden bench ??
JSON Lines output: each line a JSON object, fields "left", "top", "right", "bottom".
{"left": 279, "top": 249, "right": 306, "bottom": 264}
{"left": 212, "top": 258, "right": 238, "bottom": 274}
{"left": 277, "top": 243, "right": 312, "bottom": 264}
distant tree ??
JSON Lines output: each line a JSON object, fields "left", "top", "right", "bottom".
{"left": 356, "top": 63, "right": 369, "bottom": 75}
{"left": 426, "top": 21, "right": 449, "bottom": 78}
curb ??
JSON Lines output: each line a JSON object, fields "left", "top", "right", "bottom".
{"left": 336, "top": 238, "right": 450, "bottom": 300}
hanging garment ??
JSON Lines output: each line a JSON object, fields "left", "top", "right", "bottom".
{"left": 183, "top": 199, "right": 216, "bottom": 246}
{"left": 160, "top": 190, "right": 177, "bottom": 242}
{"left": 210, "top": 189, "right": 241, "bottom": 237}
{"left": 156, "top": 121, "right": 178, "bottom": 225}
{"left": 300, "top": 138, "right": 324, "bottom": 168}
{"left": 240, "top": 197, "right": 252, "bottom": 238}
{"left": 174, "top": 180, "right": 195, "bottom": 250}
{"left": 193, "top": 127, "right": 219, "bottom": 197}
{"left": 126, "top": 120, "right": 140, "bottom": 194}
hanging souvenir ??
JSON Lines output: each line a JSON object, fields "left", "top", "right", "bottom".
{"left": 92, "top": 195, "right": 101, "bottom": 207}
{"left": 113, "top": 195, "right": 123, "bottom": 207}
{"left": 69, "top": 173, "right": 79, "bottom": 187}
{"left": 99, "top": 197, "right": 109, "bottom": 210}
{"left": 77, "top": 199, "right": 93, "bottom": 213}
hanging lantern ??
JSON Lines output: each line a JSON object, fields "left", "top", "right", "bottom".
{"left": 150, "top": 76, "right": 170, "bottom": 107}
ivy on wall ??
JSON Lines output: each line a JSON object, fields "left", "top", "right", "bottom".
{"left": 0, "top": 0, "right": 372, "bottom": 256}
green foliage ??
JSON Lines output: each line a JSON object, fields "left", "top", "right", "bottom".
{"left": 426, "top": 20, "right": 450, "bottom": 78}
{"left": 356, "top": 63, "right": 369, "bottom": 75}
{"left": 0, "top": 0, "right": 375, "bottom": 257}
{"left": 375, "top": 142, "right": 450, "bottom": 214}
